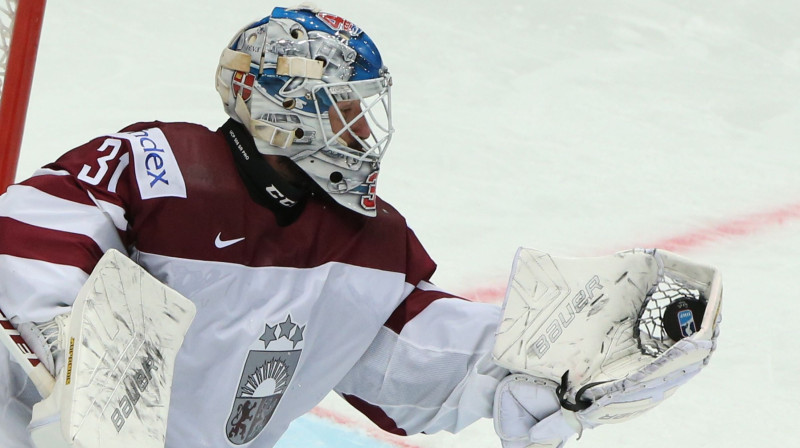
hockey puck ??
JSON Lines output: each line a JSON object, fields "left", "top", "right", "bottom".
{"left": 663, "top": 297, "right": 706, "bottom": 341}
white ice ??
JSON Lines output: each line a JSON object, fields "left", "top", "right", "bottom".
{"left": 16, "top": 0, "right": 800, "bottom": 447}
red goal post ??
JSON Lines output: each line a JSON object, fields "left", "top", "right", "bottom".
{"left": 0, "top": 0, "right": 47, "bottom": 193}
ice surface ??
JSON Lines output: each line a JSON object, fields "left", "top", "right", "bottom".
{"left": 17, "top": 0, "right": 800, "bottom": 447}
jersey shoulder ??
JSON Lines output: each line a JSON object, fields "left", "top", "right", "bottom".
{"left": 111, "top": 121, "right": 230, "bottom": 200}
{"left": 34, "top": 121, "right": 230, "bottom": 207}
{"left": 117, "top": 121, "right": 218, "bottom": 141}
{"left": 351, "top": 197, "right": 439, "bottom": 283}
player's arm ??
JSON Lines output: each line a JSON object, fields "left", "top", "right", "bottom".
{"left": 334, "top": 226, "right": 509, "bottom": 435}
{"left": 0, "top": 133, "right": 136, "bottom": 446}
{"left": 0, "top": 141, "right": 131, "bottom": 398}
{"left": 0, "top": 133, "right": 136, "bottom": 325}
{"left": 335, "top": 282, "right": 509, "bottom": 435}
{"left": 0, "top": 134, "right": 135, "bottom": 409}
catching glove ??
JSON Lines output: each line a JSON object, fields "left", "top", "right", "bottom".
{"left": 492, "top": 248, "right": 722, "bottom": 448}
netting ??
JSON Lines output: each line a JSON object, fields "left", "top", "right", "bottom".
{"left": 636, "top": 274, "right": 704, "bottom": 357}
{"left": 0, "top": 0, "right": 18, "bottom": 100}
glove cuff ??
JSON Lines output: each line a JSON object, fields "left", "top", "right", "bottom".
{"left": 494, "top": 374, "right": 574, "bottom": 448}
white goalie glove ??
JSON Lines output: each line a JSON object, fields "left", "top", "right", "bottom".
{"left": 492, "top": 248, "right": 722, "bottom": 448}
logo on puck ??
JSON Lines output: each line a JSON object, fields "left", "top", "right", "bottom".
{"left": 677, "top": 309, "right": 696, "bottom": 338}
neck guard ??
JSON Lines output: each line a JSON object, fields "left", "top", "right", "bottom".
{"left": 221, "top": 119, "right": 308, "bottom": 226}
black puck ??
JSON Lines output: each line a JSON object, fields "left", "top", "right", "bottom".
{"left": 663, "top": 297, "right": 706, "bottom": 341}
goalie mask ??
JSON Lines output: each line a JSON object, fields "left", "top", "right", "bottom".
{"left": 215, "top": 5, "right": 393, "bottom": 216}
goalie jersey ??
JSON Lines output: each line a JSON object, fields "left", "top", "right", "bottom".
{"left": 0, "top": 122, "right": 507, "bottom": 447}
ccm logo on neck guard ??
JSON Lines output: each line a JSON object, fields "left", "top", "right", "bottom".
{"left": 114, "top": 128, "right": 187, "bottom": 199}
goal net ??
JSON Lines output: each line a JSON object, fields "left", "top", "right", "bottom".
{"left": 0, "top": 0, "right": 46, "bottom": 192}
{"left": 0, "top": 1, "right": 18, "bottom": 104}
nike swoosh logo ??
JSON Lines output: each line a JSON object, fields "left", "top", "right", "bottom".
{"left": 215, "top": 233, "right": 245, "bottom": 249}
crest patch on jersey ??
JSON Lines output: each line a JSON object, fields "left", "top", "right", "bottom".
{"left": 226, "top": 314, "right": 305, "bottom": 444}
{"left": 112, "top": 128, "right": 187, "bottom": 199}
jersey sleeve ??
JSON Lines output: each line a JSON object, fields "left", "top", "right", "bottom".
{"left": 0, "top": 133, "right": 136, "bottom": 323}
{"left": 334, "top": 228, "right": 509, "bottom": 436}
{"left": 0, "top": 344, "right": 41, "bottom": 448}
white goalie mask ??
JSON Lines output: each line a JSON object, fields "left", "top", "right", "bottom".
{"left": 215, "top": 5, "right": 393, "bottom": 216}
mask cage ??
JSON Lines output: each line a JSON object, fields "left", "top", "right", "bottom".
{"left": 307, "top": 74, "right": 393, "bottom": 170}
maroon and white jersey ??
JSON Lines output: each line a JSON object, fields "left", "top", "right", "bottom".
{"left": 0, "top": 122, "right": 507, "bottom": 447}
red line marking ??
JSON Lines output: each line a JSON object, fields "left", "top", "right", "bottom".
{"left": 462, "top": 286, "right": 507, "bottom": 304}
{"left": 645, "top": 203, "right": 800, "bottom": 253}
{"left": 309, "top": 407, "right": 423, "bottom": 448}
{"left": 461, "top": 203, "right": 800, "bottom": 303}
